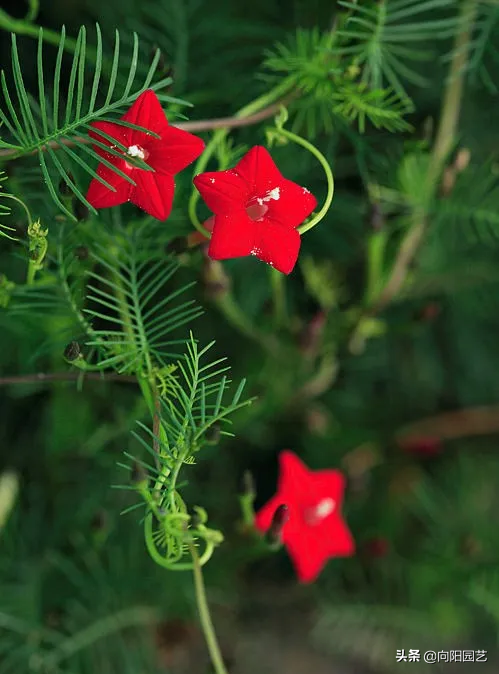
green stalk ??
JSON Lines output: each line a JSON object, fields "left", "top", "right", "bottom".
{"left": 277, "top": 127, "right": 334, "bottom": 235}
{"left": 270, "top": 266, "right": 287, "bottom": 328}
{"left": 369, "top": 0, "right": 478, "bottom": 314}
{"left": 190, "top": 540, "right": 229, "bottom": 674}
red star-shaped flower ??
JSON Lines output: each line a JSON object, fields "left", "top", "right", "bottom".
{"left": 86, "top": 89, "right": 205, "bottom": 220}
{"left": 193, "top": 146, "right": 317, "bottom": 274}
{"left": 255, "top": 450, "right": 355, "bottom": 583}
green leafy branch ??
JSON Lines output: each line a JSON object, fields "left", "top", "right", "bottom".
{"left": 117, "top": 334, "right": 253, "bottom": 571}
{"left": 0, "top": 24, "right": 178, "bottom": 218}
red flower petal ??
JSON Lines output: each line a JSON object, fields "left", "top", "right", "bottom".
{"left": 131, "top": 171, "right": 175, "bottom": 220}
{"left": 267, "top": 179, "right": 317, "bottom": 229}
{"left": 255, "top": 450, "right": 355, "bottom": 584}
{"left": 193, "top": 171, "right": 249, "bottom": 214}
{"left": 285, "top": 523, "right": 331, "bottom": 583}
{"left": 254, "top": 219, "right": 301, "bottom": 274}
{"left": 277, "top": 450, "right": 311, "bottom": 492}
{"left": 149, "top": 125, "right": 205, "bottom": 175}
{"left": 326, "top": 516, "right": 356, "bottom": 558}
{"left": 89, "top": 120, "right": 131, "bottom": 160}
{"left": 234, "top": 146, "right": 284, "bottom": 194}
{"left": 86, "top": 164, "right": 133, "bottom": 209}
{"left": 208, "top": 212, "right": 256, "bottom": 260}
{"left": 123, "top": 89, "right": 170, "bottom": 138}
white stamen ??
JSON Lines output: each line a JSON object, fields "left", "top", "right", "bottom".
{"left": 262, "top": 187, "right": 280, "bottom": 202}
{"left": 127, "top": 144, "right": 146, "bottom": 160}
{"left": 304, "top": 497, "right": 336, "bottom": 525}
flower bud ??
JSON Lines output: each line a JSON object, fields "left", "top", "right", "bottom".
{"left": 91, "top": 509, "right": 109, "bottom": 533}
{"left": 240, "top": 470, "right": 256, "bottom": 499}
{"left": 63, "top": 341, "right": 81, "bottom": 362}
{"left": 75, "top": 245, "right": 89, "bottom": 261}
{"left": 205, "top": 422, "right": 221, "bottom": 445}
{"left": 364, "top": 537, "right": 390, "bottom": 559}
{"left": 416, "top": 302, "right": 441, "bottom": 323}
{"left": 59, "top": 174, "right": 74, "bottom": 197}
{"left": 166, "top": 237, "right": 188, "bottom": 256}
{"left": 397, "top": 435, "right": 442, "bottom": 456}
{"left": 73, "top": 198, "right": 90, "bottom": 222}
{"left": 454, "top": 148, "right": 471, "bottom": 173}
{"left": 299, "top": 310, "right": 326, "bottom": 357}
{"left": 131, "top": 461, "right": 149, "bottom": 488}
{"left": 368, "top": 202, "right": 384, "bottom": 230}
{"left": 266, "top": 504, "right": 289, "bottom": 547}
{"left": 201, "top": 254, "right": 230, "bottom": 299}
{"left": 440, "top": 166, "right": 456, "bottom": 197}
{"left": 460, "top": 534, "right": 482, "bottom": 559}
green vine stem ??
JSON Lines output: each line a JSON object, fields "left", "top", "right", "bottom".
{"left": 270, "top": 266, "right": 287, "bottom": 328}
{"left": 189, "top": 538, "right": 229, "bottom": 674}
{"left": 269, "top": 122, "right": 335, "bottom": 235}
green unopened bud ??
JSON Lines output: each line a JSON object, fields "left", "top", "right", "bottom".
{"left": 59, "top": 174, "right": 74, "bottom": 197}
{"left": 73, "top": 199, "right": 90, "bottom": 222}
{"left": 202, "top": 257, "right": 230, "bottom": 299}
{"left": 166, "top": 236, "right": 188, "bottom": 255}
{"left": 205, "top": 422, "right": 221, "bottom": 445}
{"left": 0, "top": 274, "right": 15, "bottom": 309}
{"left": 75, "top": 246, "right": 89, "bottom": 261}
{"left": 266, "top": 504, "right": 289, "bottom": 548}
{"left": 241, "top": 470, "right": 255, "bottom": 499}
{"left": 90, "top": 509, "right": 109, "bottom": 533}
{"left": 63, "top": 341, "right": 82, "bottom": 362}
{"left": 190, "top": 505, "right": 208, "bottom": 528}
{"left": 0, "top": 470, "right": 19, "bottom": 533}
{"left": 131, "top": 461, "right": 148, "bottom": 488}
{"left": 27, "top": 219, "right": 48, "bottom": 277}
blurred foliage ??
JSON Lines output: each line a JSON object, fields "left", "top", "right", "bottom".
{"left": 2, "top": 1, "right": 499, "bottom": 673}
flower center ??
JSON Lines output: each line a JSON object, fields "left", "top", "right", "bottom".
{"left": 245, "top": 187, "right": 281, "bottom": 221}
{"left": 124, "top": 144, "right": 149, "bottom": 169}
{"left": 303, "top": 497, "right": 336, "bottom": 526}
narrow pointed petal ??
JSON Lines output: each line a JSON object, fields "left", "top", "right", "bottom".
{"left": 208, "top": 212, "right": 256, "bottom": 260}
{"left": 86, "top": 164, "right": 132, "bottom": 209}
{"left": 193, "top": 171, "right": 249, "bottom": 214}
{"left": 268, "top": 179, "right": 317, "bottom": 229}
{"left": 123, "top": 89, "right": 170, "bottom": 138}
{"left": 255, "top": 220, "right": 301, "bottom": 274}
{"left": 234, "top": 146, "right": 283, "bottom": 193}
{"left": 278, "top": 451, "right": 313, "bottom": 492}
{"left": 132, "top": 171, "right": 175, "bottom": 220}
{"left": 314, "top": 470, "right": 346, "bottom": 503}
{"left": 149, "top": 126, "right": 205, "bottom": 174}
{"left": 326, "top": 517, "right": 356, "bottom": 558}
{"left": 286, "top": 530, "right": 330, "bottom": 583}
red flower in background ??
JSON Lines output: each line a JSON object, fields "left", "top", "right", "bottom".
{"left": 255, "top": 450, "right": 355, "bottom": 583}
{"left": 86, "top": 89, "right": 205, "bottom": 220}
{"left": 193, "top": 146, "right": 317, "bottom": 274}
{"left": 398, "top": 435, "right": 442, "bottom": 456}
